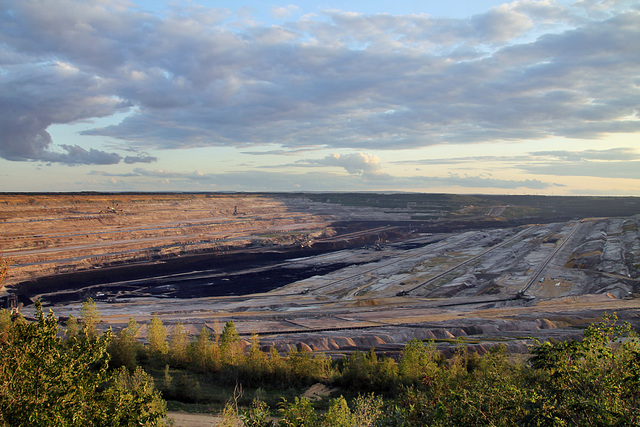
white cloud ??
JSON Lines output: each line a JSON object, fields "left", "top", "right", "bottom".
{"left": 271, "top": 5, "right": 299, "bottom": 19}
{"left": 470, "top": 4, "right": 534, "bottom": 42}
{"left": 299, "top": 152, "right": 382, "bottom": 175}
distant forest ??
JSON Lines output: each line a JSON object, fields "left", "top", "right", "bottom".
{"left": 4, "top": 191, "right": 638, "bottom": 221}
{"left": 302, "top": 193, "right": 640, "bottom": 221}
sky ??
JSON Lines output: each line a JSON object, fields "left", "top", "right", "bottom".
{"left": 0, "top": 0, "right": 639, "bottom": 195}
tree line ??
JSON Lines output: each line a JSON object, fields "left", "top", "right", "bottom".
{"left": 2, "top": 294, "right": 640, "bottom": 425}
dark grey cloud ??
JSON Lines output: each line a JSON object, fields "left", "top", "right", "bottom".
{"left": 47, "top": 145, "right": 121, "bottom": 165}
{"left": 123, "top": 154, "right": 158, "bottom": 164}
{"left": 1, "top": 0, "right": 639, "bottom": 163}
{"left": 0, "top": 60, "right": 130, "bottom": 163}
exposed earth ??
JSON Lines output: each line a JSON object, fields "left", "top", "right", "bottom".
{"left": 2, "top": 193, "right": 640, "bottom": 357}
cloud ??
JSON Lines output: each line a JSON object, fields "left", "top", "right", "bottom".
{"left": 271, "top": 5, "right": 299, "bottom": 19}
{"left": 0, "top": 0, "right": 639, "bottom": 164}
{"left": 240, "top": 148, "right": 317, "bottom": 156}
{"left": 298, "top": 152, "right": 382, "bottom": 175}
{"left": 530, "top": 147, "right": 640, "bottom": 161}
{"left": 0, "top": 60, "right": 130, "bottom": 163}
{"left": 470, "top": 4, "right": 534, "bottom": 42}
{"left": 521, "top": 161, "right": 640, "bottom": 179}
{"left": 123, "top": 154, "right": 158, "bottom": 164}
{"left": 427, "top": 174, "right": 551, "bottom": 189}
{"left": 47, "top": 145, "right": 122, "bottom": 165}
{"left": 89, "top": 166, "right": 555, "bottom": 192}
{"left": 394, "top": 147, "right": 640, "bottom": 166}
{"left": 393, "top": 155, "right": 529, "bottom": 166}
{"left": 522, "top": 147, "right": 640, "bottom": 179}
{"left": 392, "top": 147, "right": 640, "bottom": 180}
{"left": 574, "top": 0, "right": 640, "bottom": 19}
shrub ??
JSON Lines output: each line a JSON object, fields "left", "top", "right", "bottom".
{"left": 0, "top": 301, "right": 167, "bottom": 426}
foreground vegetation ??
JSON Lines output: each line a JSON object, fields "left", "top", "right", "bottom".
{"left": 0, "top": 301, "right": 166, "bottom": 426}
{"left": 134, "top": 312, "right": 640, "bottom": 426}
{"left": 2, "top": 293, "right": 640, "bottom": 426}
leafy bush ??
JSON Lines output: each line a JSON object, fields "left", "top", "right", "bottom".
{"left": 0, "top": 301, "right": 167, "bottom": 426}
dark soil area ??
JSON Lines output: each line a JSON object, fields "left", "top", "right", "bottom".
{"left": 10, "top": 222, "right": 396, "bottom": 306}
{"left": 7, "top": 217, "right": 546, "bottom": 307}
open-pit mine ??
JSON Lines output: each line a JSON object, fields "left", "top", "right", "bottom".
{"left": 1, "top": 192, "right": 640, "bottom": 356}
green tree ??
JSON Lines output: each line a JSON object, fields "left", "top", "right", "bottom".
{"left": 398, "top": 339, "right": 441, "bottom": 385}
{"left": 188, "top": 325, "right": 220, "bottom": 372}
{"left": 220, "top": 321, "right": 239, "bottom": 347}
{"left": 106, "top": 366, "right": 168, "bottom": 426}
{"left": 147, "top": 315, "right": 169, "bottom": 360}
{"left": 168, "top": 322, "right": 189, "bottom": 366}
{"left": 163, "top": 364, "right": 173, "bottom": 392}
{"left": 286, "top": 348, "right": 331, "bottom": 387}
{"left": 378, "top": 314, "right": 640, "bottom": 426}
{"left": 440, "top": 346, "right": 528, "bottom": 426}
{"left": 239, "top": 334, "right": 269, "bottom": 386}
{"left": 241, "top": 398, "right": 272, "bottom": 427}
{"left": 80, "top": 297, "right": 101, "bottom": 339}
{"left": 339, "top": 348, "right": 397, "bottom": 391}
{"left": 322, "top": 396, "right": 354, "bottom": 427}
{"left": 64, "top": 315, "right": 79, "bottom": 339}
{"left": 351, "top": 393, "right": 384, "bottom": 426}
{"left": 0, "top": 257, "right": 8, "bottom": 286}
{"left": 0, "top": 309, "right": 11, "bottom": 344}
{"left": 220, "top": 321, "right": 241, "bottom": 365}
{"left": 0, "top": 301, "right": 167, "bottom": 426}
{"left": 109, "top": 316, "right": 141, "bottom": 370}
{"left": 278, "top": 397, "right": 318, "bottom": 427}
{"left": 268, "top": 346, "right": 287, "bottom": 383}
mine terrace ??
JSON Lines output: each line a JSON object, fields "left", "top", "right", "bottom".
{"left": 1, "top": 192, "right": 639, "bottom": 357}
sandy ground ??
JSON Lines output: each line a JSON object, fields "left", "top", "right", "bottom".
{"left": 167, "top": 412, "right": 221, "bottom": 426}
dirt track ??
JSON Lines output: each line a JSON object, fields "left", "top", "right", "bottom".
{"left": 167, "top": 412, "right": 223, "bottom": 426}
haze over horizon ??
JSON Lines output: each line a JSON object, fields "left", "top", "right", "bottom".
{"left": 1, "top": 0, "right": 639, "bottom": 195}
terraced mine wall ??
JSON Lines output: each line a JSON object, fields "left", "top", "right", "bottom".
{"left": 8, "top": 216, "right": 597, "bottom": 306}
{"left": 11, "top": 223, "right": 408, "bottom": 305}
